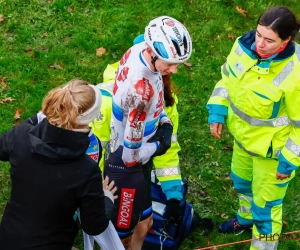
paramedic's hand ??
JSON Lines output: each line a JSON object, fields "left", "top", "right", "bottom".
{"left": 148, "top": 122, "right": 173, "bottom": 157}
{"left": 210, "top": 123, "right": 223, "bottom": 139}
{"left": 165, "top": 199, "right": 183, "bottom": 222}
{"left": 276, "top": 172, "right": 291, "bottom": 180}
{"left": 103, "top": 176, "right": 118, "bottom": 200}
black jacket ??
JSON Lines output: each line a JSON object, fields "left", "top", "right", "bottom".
{"left": 0, "top": 118, "right": 109, "bottom": 250}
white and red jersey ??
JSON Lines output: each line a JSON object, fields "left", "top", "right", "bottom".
{"left": 111, "top": 42, "right": 171, "bottom": 166}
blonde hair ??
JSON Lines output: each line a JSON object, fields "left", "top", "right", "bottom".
{"left": 42, "top": 79, "right": 95, "bottom": 130}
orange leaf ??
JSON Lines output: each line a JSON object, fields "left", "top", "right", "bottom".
{"left": 49, "top": 64, "right": 64, "bottom": 69}
{"left": 0, "top": 14, "right": 4, "bottom": 22}
{"left": 96, "top": 47, "right": 106, "bottom": 57}
{"left": 235, "top": 6, "right": 247, "bottom": 17}
{"left": 228, "top": 34, "right": 236, "bottom": 40}
{"left": 184, "top": 61, "right": 192, "bottom": 67}
{"left": 41, "top": 32, "right": 48, "bottom": 38}
{"left": 14, "top": 109, "right": 23, "bottom": 120}
{"left": 0, "top": 97, "right": 14, "bottom": 105}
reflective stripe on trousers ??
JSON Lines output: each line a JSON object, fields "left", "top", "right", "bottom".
{"left": 251, "top": 237, "right": 278, "bottom": 250}
{"left": 239, "top": 194, "right": 252, "bottom": 213}
{"left": 156, "top": 166, "right": 181, "bottom": 177}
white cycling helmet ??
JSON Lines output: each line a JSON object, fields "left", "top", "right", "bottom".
{"left": 144, "top": 16, "right": 192, "bottom": 64}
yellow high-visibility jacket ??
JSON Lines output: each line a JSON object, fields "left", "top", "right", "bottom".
{"left": 90, "top": 63, "right": 183, "bottom": 200}
{"left": 207, "top": 30, "right": 300, "bottom": 175}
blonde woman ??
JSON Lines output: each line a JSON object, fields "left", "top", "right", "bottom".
{"left": 0, "top": 80, "right": 122, "bottom": 250}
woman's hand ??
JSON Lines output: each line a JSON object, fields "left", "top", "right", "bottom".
{"left": 210, "top": 123, "right": 223, "bottom": 139}
{"left": 103, "top": 176, "right": 118, "bottom": 200}
{"left": 276, "top": 172, "right": 291, "bottom": 180}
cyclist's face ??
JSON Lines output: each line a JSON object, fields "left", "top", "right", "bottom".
{"left": 155, "top": 59, "right": 178, "bottom": 75}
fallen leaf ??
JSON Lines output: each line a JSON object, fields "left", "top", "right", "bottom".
{"left": 0, "top": 97, "right": 14, "bottom": 105}
{"left": 96, "top": 47, "right": 106, "bottom": 57}
{"left": 222, "top": 144, "right": 233, "bottom": 151}
{"left": 200, "top": 190, "right": 209, "bottom": 197}
{"left": 14, "top": 109, "right": 23, "bottom": 120}
{"left": 184, "top": 61, "right": 192, "bottom": 67}
{"left": 67, "top": 7, "right": 73, "bottom": 12}
{"left": 220, "top": 213, "right": 228, "bottom": 219}
{"left": 0, "top": 76, "right": 8, "bottom": 89}
{"left": 235, "top": 6, "right": 247, "bottom": 17}
{"left": 49, "top": 64, "right": 64, "bottom": 69}
{"left": 232, "top": 189, "right": 237, "bottom": 195}
{"left": 65, "top": 38, "right": 70, "bottom": 44}
{"left": 24, "top": 48, "right": 33, "bottom": 53}
{"left": 41, "top": 32, "right": 48, "bottom": 38}
{"left": 228, "top": 34, "right": 236, "bottom": 40}
{"left": 282, "top": 218, "right": 288, "bottom": 228}
{"left": 0, "top": 14, "right": 4, "bottom": 22}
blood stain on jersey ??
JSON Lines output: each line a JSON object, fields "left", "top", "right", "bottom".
{"left": 120, "top": 49, "right": 132, "bottom": 65}
{"left": 134, "top": 78, "right": 154, "bottom": 101}
{"left": 117, "top": 67, "right": 129, "bottom": 82}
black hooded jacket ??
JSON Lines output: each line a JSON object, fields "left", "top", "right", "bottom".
{"left": 0, "top": 118, "right": 109, "bottom": 250}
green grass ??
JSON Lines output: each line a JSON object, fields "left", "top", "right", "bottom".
{"left": 1, "top": 0, "right": 300, "bottom": 249}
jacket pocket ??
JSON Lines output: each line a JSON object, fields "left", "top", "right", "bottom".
{"left": 246, "top": 87, "right": 282, "bottom": 119}
{"left": 262, "top": 171, "right": 294, "bottom": 202}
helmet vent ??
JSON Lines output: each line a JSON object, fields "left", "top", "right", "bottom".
{"left": 171, "top": 39, "right": 182, "bottom": 56}
{"left": 183, "top": 35, "right": 187, "bottom": 53}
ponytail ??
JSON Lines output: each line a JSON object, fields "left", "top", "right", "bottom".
{"left": 42, "top": 79, "right": 95, "bottom": 130}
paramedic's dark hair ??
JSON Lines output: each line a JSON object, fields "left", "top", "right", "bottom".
{"left": 258, "top": 6, "right": 300, "bottom": 40}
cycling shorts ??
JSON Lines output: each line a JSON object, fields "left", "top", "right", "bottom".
{"left": 104, "top": 146, "right": 146, "bottom": 238}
